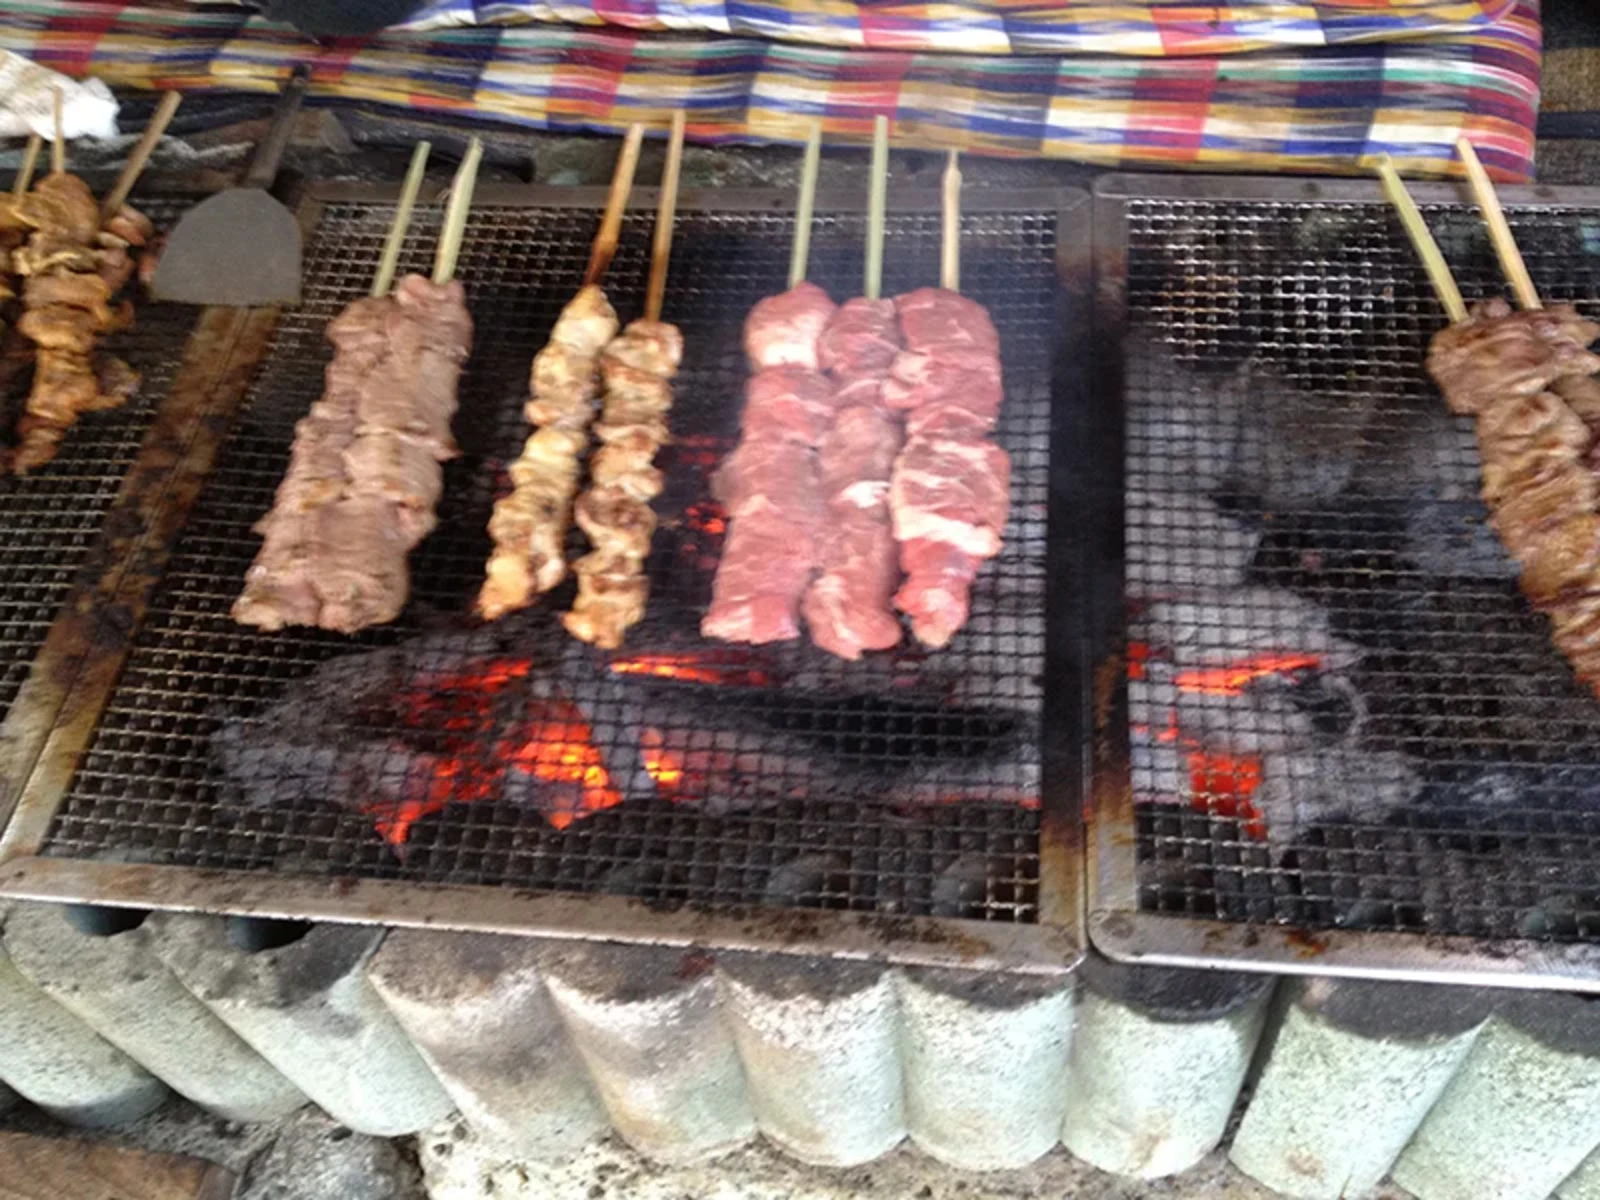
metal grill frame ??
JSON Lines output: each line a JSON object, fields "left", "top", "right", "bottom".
{"left": 1085, "top": 174, "right": 1600, "bottom": 991}
{"left": 0, "top": 181, "right": 1089, "bottom": 976}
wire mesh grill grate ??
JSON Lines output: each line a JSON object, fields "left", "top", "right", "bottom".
{"left": 0, "top": 199, "right": 195, "bottom": 722}
{"left": 1124, "top": 197, "right": 1600, "bottom": 943}
{"left": 41, "top": 199, "right": 1058, "bottom": 924}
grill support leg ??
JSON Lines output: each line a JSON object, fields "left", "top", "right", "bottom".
{"left": 1229, "top": 977, "right": 1496, "bottom": 1199}
{"left": 1060, "top": 953, "right": 1273, "bottom": 1179}
{"left": 368, "top": 929, "right": 607, "bottom": 1161}
{"left": 4, "top": 901, "right": 306, "bottom": 1123}
{"left": 149, "top": 913, "right": 453, "bottom": 1136}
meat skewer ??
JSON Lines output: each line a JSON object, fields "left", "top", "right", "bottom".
{"left": 233, "top": 139, "right": 479, "bottom": 634}
{"left": 564, "top": 111, "right": 687, "bottom": 649}
{"left": 1382, "top": 151, "right": 1600, "bottom": 699}
{"left": 5, "top": 92, "right": 175, "bottom": 474}
{"left": 478, "top": 124, "right": 644, "bottom": 620}
{"left": 801, "top": 115, "right": 905, "bottom": 659}
{"left": 885, "top": 148, "right": 1011, "bottom": 648}
{"left": 702, "top": 119, "right": 837, "bottom": 644}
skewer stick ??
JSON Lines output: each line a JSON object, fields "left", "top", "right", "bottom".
{"left": 1376, "top": 155, "right": 1466, "bottom": 325}
{"left": 372, "top": 141, "right": 431, "bottom": 297}
{"left": 584, "top": 123, "right": 645, "bottom": 287}
{"left": 1457, "top": 137, "right": 1540, "bottom": 311}
{"left": 864, "top": 114, "right": 889, "bottom": 302}
{"left": 941, "top": 149, "right": 961, "bottom": 294}
{"left": 432, "top": 136, "right": 482, "bottom": 285}
{"left": 12, "top": 135, "right": 41, "bottom": 199}
{"left": 788, "top": 119, "right": 823, "bottom": 289}
{"left": 101, "top": 90, "right": 182, "bottom": 221}
{"left": 645, "top": 111, "right": 686, "bottom": 323}
{"left": 50, "top": 87, "right": 63, "bottom": 176}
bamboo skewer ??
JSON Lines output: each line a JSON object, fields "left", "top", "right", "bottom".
{"left": 585, "top": 124, "right": 645, "bottom": 287}
{"left": 788, "top": 119, "right": 823, "bottom": 289}
{"left": 432, "top": 137, "right": 482, "bottom": 286}
{"left": 941, "top": 149, "right": 961, "bottom": 294}
{"left": 1376, "top": 155, "right": 1466, "bottom": 325}
{"left": 50, "top": 87, "right": 63, "bottom": 176}
{"left": 372, "top": 141, "right": 431, "bottom": 298}
{"left": 645, "top": 111, "right": 686, "bottom": 324}
{"left": 1457, "top": 137, "right": 1540, "bottom": 311}
{"left": 865, "top": 115, "right": 889, "bottom": 301}
{"left": 101, "top": 91, "right": 182, "bottom": 220}
{"left": 12, "top": 135, "right": 41, "bottom": 199}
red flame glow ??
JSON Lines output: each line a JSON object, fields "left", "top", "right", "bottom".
{"left": 609, "top": 650, "right": 775, "bottom": 689}
{"left": 359, "top": 657, "right": 620, "bottom": 847}
{"left": 1172, "top": 652, "right": 1323, "bottom": 696}
{"left": 1128, "top": 642, "right": 1322, "bottom": 840}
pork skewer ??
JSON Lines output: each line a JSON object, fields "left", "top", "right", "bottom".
{"left": 233, "top": 139, "right": 479, "bottom": 634}
{"left": 701, "top": 119, "right": 837, "bottom": 644}
{"left": 801, "top": 114, "right": 905, "bottom": 659}
{"left": 478, "top": 124, "right": 644, "bottom": 620}
{"left": 885, "top": 147, "right": 1011, "bottom": 648}
{"left": 564, "top": 111, "right": 687, "bottom": 649}
{"left": 1383, "top": 153, "right": 1600, "bottom": 699}
{"left": 7, "top": 89, "right": 169, "bottom": 474}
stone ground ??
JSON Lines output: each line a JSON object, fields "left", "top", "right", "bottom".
{"left": 1, "top": 1094, "right": 1422, "bottom": 1200}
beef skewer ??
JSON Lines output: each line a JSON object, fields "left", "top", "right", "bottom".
{"left": 702, "top": 119, "right": 837, "bottom": 644}
{"left": 1382, "top": 152, "right": 1600, "bottom": 699}
{"left": 233, "top": 140, "right": 480, "bottom": 634}
{"left": 564, "top": 111, "right": 687, "bottom": 649}
{"left": 801, "top": 115, "right": 905, "bottom": 659}
{"left": 478, "top": 125, "right": 644, "bottom": 620}
{"left": 6, "top": 91, "right": 174, "bottom": 474}
{"left": 885, "top": 148, "right": 1011, "bottom": 648}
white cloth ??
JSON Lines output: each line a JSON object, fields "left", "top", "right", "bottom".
{"left": 0, "top": 51, "right": 118, "bottom": 141}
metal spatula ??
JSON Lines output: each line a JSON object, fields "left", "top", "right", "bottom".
{"left": 150, "top": 68, "right": 309, "bottom": 306}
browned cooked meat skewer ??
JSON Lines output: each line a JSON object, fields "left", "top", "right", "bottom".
{"left": 234, "top": 140, "right": 479, "bottom": 635}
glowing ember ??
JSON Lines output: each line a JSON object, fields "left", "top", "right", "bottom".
{"left": 1127, "top": 644, "right": 1313, "bottom": 841}
{"left": 610, "top": 650, "right": 775, "bottom": 688}
{"left": 1187, "top": 749, "right": 1266, "bottom": 839}
{"left": 1172, "top": 652, "right": 1323, "bottom": 696}
{"left": 639, "top": 727, "right": 686, "bottom": 794}
{"left": 358, "top": 657, "right": 619, "bottom": 846}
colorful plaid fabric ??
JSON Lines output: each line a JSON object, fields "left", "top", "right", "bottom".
{"left": 0, "top": 1, "right": 1540, "bottom": 179}
{"left": 399, "top": 0, "right": 1520, "bottom": 58}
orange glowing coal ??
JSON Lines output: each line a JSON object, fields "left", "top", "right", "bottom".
{"left": 1172, "top": 652, "right": 1323, "bottom": 696}
{"left": 1126, "top": 642, "right": 1317, "bottom": 841}
{"left": 609, "top": 650, "right": 775, "bottom": 689}
{"left": 359, "top": 658, "right": 620, "bottom": 847}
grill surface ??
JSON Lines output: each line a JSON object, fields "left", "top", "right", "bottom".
{"left": 1105, "top": 186, "right": 1600, "bottom": 961}
{"left": 36, "top": 196, "right": 1063, "bottom": 934}
{"left": 0, "top": 199, "right": 194, "bottom": 721}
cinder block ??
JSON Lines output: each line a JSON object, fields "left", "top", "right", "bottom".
{"left": 540, "top": 941, "right": 753, "bottom": 1164}
{"left": 0, "top": 930, "right": 166, "bottom": 1126}
{"left": 151, "top": 913, "right": 453, "bottom": 1136}
{"left": 1393, "top": 991, "right": 1600, "bottom": 1200}
{"left": 896, "top": 968, "right": 1073, "bottom": 1170}
{"left": 1229, "top": 977, "right": 1496, "bottom": 1199}
{"left": 4, "top": 902, "right": 306, "bottom": 1123}
{"left": 719, "top": 954, "right": 904, "bottom": 1167}
{"left": 1061, "top": 953, "right": 1274, "bottom": 1179}
{"left": 369, "top": 930, "right": 606, "bottom": 1161}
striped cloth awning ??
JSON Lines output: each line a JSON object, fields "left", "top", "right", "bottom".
{"left": 0, "top": 0, "right": 1541, "bottom": 179}
{"left": 400, "top": 0, "right": 1520, "bottom": 58}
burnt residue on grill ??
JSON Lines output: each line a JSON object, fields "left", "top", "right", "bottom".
{"left": 35, "top": 199, "right": 1060, "bottom": 928}
{"left": 1118, "top": 197, "right": 1600, "bottom": 944}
